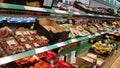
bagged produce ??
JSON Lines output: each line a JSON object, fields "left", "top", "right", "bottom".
{"left": 0, "top": 36, "right": 25, "bottom": 55}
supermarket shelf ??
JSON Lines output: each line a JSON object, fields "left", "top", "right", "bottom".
{"left": 94, "top": 0, "right": 118, "bottom": 9}
{"left": 0, "top": 3, "right": 120, "bottom": 19}
{"left": 0, "top": 28, "right": 119, "bottom": 65}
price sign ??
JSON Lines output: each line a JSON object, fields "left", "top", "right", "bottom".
{"left": 95, "top": 33, "right": 100, "bottom": 36}
{"left": 101, "top": 32, "right": 105, "bottom": 34}
{"left": 57, "top": 42, "right": 65, "bottom": 47}
{"left": 25, "top": 6, "right": 45, "bottom": 12}
{"left": 71, "top": 39, "right": 78, "bottom": 43}
{"left": 35, "top": 47, "right": 48, "bottom": 53}
{"left": 55, "top": 10, "right": 67, "bottom": 14}
{"left": 74, "top": 12, "right": 80, "bottom": 15}
{"left": 59, "top": 56, "right": 65, "bottom": 60}
{"left": 88, "top": 35, "right": 93, "bottom": 38}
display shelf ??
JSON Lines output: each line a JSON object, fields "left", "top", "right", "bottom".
{"left": 94, "top": 0, "right": 119, "bottom": 8}
{"left": 0, "top": 27, "right": 119, "bottom": 65}
{"left": 0, "top": 3, "right": 120, "bottom": 19}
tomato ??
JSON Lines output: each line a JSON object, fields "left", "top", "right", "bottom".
{"left": 22, "top": 57, "right": 30, "bottom": 63}
{"left": 15, "top": 60, "right": 21, "bottom": 65}
{"left": 29, "top": 66, "right": 34, "bottom": 68}
{"left": 34, "top": 60, "right": 52, "bottom": 68}
{"left": 57, "top": 60, "right": 70, "bottom": 68}
{"left": 29, "top": 57, "right": 36, "bottom": 63}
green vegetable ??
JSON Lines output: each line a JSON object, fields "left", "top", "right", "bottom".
{"left": 78, "top": 62, "right": 85, "bottom": 68}
{"left": 69, "top": 32, "right": 75, "bottom": 38}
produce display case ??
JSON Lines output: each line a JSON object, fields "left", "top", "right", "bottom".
{"left": 0, "top": 2, "right": 119, "bottom": 68}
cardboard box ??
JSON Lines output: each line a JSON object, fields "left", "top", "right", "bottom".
{"left": 77, "top": 52, "right": 105, "bottom": 67}
{"left": 34, "top": 18, "right": 69, "bottom": 44}
{"left": 71, "top": 56, "right": 94, "bottom": 68}
{"left": 39, "top": 18, "right": 65, "bottom": 32}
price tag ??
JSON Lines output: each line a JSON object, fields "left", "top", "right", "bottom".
{"left": 50, "top": 60, "right": 54, "bottom": 67}
{"left": 88, "top": 14, "right": 93, "bottom": 16}
{"left": 35, "top": 47, "right": 48, "bottom": 53}
{"left": 70, "top": 51, "right": 76, "bottom": 64}
{"left": 99, "top": 15, "right": 102, "bottom": 17}
{"left": 57, "top": 42, "right": 65, "bottom": 47}
{"left": 7, "top": 40, "right": 16, "bottom": 46}
{"left": 0, "top": 57, "right": 12, "bottom": 65}
{"left": 55, "top": 10, "right": 67, "bottom": 14}
{"left": 74, "top": 12, "right": 80, "bottom": 15}
{"left": 95, "top": 33, "right": 100, "bottom": 36}
{"left": 59, "top": 56, "right": 65, "bottom": 60}
{"left": 71, "top": 39, "right": 78, "bottom": 43}
{"left": 101, "top": 32, "right": 105, "bottom": 34}
{"left": 88, "top": 35, "right": 93, "bottom": 38}
{"left": 25, "top": 6, "right": 45, "bottom": 12}
{"left": 70, "top": 57, "right": 76, "bottom": 64}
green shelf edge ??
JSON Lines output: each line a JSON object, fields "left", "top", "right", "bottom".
{"left": 0, "top": 3, "right": 25, "bottom": 10}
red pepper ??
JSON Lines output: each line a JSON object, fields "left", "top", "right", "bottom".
{"left": 43, "top": 50, "right": 57, "bottom": 61}
{"left": 34, "top": 60, "right": 52, "bottom": 68}
{"left": 57, "top": 60, "right": 71, "bottom": 68}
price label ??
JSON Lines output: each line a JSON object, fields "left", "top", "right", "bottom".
{"left": 74, "top": 12, "right": 80, "bottom": 15}
{"left": 99, "top": 15, "right": 102, "bottom": 17}
{"left": 71, "top": 39, "right": 78, "bottom": 43}
{"left": 25, "top": 6, "right": 45, "bottom": 12}
{"left": 55, "top": 10, "right": 67, "bottom": 14}
{"left": 101, "top": 32, "right": 105, "bottom": 34}
{"left": 70, "top": 57, "right": 76, "bottom": 64}
{"left": 57, "top": 42, "right": 65, "bottom": 47}
{"left": 88, "top": 35, "right": 92, "bottom": 38}
{"left": 59, "top": 56, "right": 65, "bottom": 60}
{"left": 0, "top": 56, "right": 13, "bottom": 65}
{"left": 35, "top": 47, "right": 48, "bottom": 53}
{"left": 88, "top": 14, "right": 93, "bottom": 16}
{"left": 95, "top": 33, "right": 100, "bottom": 36}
